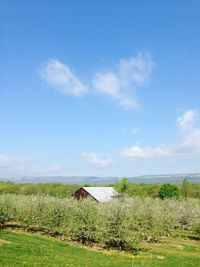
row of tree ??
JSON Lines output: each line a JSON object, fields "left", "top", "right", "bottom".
{"left": 1, "top": 194, "right": 200, "bottom": 251}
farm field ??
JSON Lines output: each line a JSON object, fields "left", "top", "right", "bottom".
{"left": 0, "top": 230, "right": 200, "bottom": 267}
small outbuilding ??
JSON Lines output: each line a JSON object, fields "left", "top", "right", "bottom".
{"left": 72, "top": 187, "right": 121, "bottom": 202}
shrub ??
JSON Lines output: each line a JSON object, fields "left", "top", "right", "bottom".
{"left": 158, "top": 184, "right": 180, "bottom": 199}
{"left": 66, "top": 199, "right": 99, "bottom": 244}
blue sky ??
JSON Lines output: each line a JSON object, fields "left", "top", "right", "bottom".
{"left": 0, "top": 0, "right": 200, "bottom": 178}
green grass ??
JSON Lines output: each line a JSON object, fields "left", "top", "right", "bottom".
{"left": 0, "top": 230, "right": 199, "bottom": 267}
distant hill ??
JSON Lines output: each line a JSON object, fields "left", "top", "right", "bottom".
{"left": 1, "top": 173, "right": 200, "bottom": 184}
{"left": 129, "top": 173, "right": 200, "bottom": 184}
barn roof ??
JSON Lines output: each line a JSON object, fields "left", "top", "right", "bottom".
{"left": 82, "top": 187, "right": 120, "bottom": 202}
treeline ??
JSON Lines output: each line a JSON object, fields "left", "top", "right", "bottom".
{"left": 0, "top": 179, "right": 200, "bottom": 199}
{"left": 0, "top": 182, "right": 79, "bottom": 198}
{"left": 114, "top": 178, "right": 200, "bottom": 199}
{"left": 0, "top": 194, "right": 200, "bottom": 252}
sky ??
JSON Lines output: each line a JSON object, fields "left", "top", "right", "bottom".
{"left": 0, "top": 0, "right": 200, "bottom": 178}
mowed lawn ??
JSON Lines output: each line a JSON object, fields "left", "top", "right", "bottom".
{"left": 0, "top": 230, "right": 200, "bottom": 267}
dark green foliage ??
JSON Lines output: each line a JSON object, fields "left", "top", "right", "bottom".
{"left": 0, "top": 215, "right": 6, "bottom": 228}
{"left": 196, "top": 224, "right": 200, "bottom": 237}
{"left": 158, "top": 184, "right": 180, "bottom": 199}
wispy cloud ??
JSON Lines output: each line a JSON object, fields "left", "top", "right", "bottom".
{"left": 121, "top": 109, "right": 200, "bottom": 159}
{"left": 81, "top": 153, "right": 113, "bottom": 168}
{"left": 40, "top": 52, "right": 155, "bottom": 110}
{"left": 121, "top": 145, "right": 171, "bottom": 159}
{"left": 92, "top": 52, "right": 155, "bottom": 109}
{"left": 0, "top": 153, "right": 63, "bottom": 178}
{"left": 40, "top": 59, "right": 87, "bottom": 96}
{"left": 177, "top": 109, "right": 199, "bottom": 132}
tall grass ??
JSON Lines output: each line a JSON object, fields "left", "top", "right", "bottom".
{"left": 0, "top": 194, "right": 199, "bottom": 251}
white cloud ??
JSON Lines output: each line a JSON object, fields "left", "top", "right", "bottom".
{"left": 40, "top": 59, "right": 87, "bottom": 96}
{"left": 0, "top": 153, "right": 63, "bottom": 178}
{"left": 92, "top": 72, "right": 120, "bottom": 97}
{"left": 92, "top": 52, "right": 155, "bottom": 109}
{"left": 81, "top": 153, "right": 113, "bottom": 168}
{"left": 121, "top": 133, "right": 200, "bottom": 160}
{"left": 177, "top": 109, "right": 199, "bottom": 131}
{"left": 173, "top": 129, "right": 200, "bottom": 155}
{"left": 0, "top": 154, "right": 27, "bottom": 173}
{"left": 118, "top": 95, "right": 138, "bottom": 109}
{"left": 40, "top": 53, "right": 154, "bottom": 110}
{"left": 121, "top": 109, "right": 200, "bottom": 160}
{"left": 118, "top": 52, "right": 154, "bottom": 86}
{"left": 121, "top": 145, "right": 171, "bottom": 159}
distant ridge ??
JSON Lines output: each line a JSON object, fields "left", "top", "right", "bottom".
{"left": 0, "top": 173, "right": 200, "bottom": 184}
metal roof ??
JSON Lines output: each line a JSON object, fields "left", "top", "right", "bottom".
{"left": 82, "top": 187, "right": 120, "bottom": 202}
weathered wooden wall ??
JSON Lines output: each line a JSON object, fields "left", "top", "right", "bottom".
{"left": 73, "top": 187, "right": 96, "bottom": 201}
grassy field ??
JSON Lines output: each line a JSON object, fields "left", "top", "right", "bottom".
{"left": 0, "top": 230, "right": 199, "bottom": 267}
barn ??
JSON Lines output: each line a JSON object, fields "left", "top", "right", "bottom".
{"left": 72, "top": 187, "right": 121, "bottom": 202}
